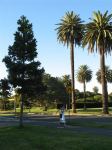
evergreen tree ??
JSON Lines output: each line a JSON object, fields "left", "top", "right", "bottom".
{"left": 3, "top": 16, "right": 45, "bottom": 127}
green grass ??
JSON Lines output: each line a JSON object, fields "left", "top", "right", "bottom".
{"left": 0, "top": 107, "right": 58, "bottom": 116}
{"left": 16, "top": 107, "right": 58, "bottom": 115}
{"left": 76, "top": 107, "right": 112, "bottom": 116}
{"left": 0, "top": 107, "right": 112, "bottom": 116}
{"left": 0, "top": 125, "right": 112, "bottom": 150}
{"left": 67, "top": 119, "right": 112, "bottom": 129}
{"left": 23, "top": 107, "right": 112, "bottom": 116}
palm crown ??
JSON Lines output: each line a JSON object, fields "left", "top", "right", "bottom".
{"left": 77, "top": 65, "right": 92, "bottom": 83}
{"left": 56, "top": 11, "right": 84, "bottom": 46}
{"left": 96, "top": 66, "right": 112, "bottom": 83}
{"left": 82, "top": 11, "right": 112, "bottom": 54}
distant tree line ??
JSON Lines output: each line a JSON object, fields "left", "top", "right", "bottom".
{"left": 1, "top": 72, "right": 112, "bottom": 111}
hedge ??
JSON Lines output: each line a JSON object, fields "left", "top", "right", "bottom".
{"left": 76, "top": 102, "right": 112, "bottom": 108}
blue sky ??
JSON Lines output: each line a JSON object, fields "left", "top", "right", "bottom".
{"left": 0, "top": 0, "right": 112, "bottom": 93}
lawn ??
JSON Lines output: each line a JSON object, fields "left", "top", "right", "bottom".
{"left": 0, "top": 125, "right": 112, "bottom": 150}
{"left": 0, "top": 107, "right": 112, "bottom": 117}
{"left": 22, "top": 107, "right": 112, "bottom": 116}
{"left": 67, "top": 119, "right": 112, "bottom": 129}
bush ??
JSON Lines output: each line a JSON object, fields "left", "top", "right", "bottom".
{"left": 108, "top": 95, "right": 112, "bottom": 102}
{"left": 76, "top": 102, "right": 112, "bottom": 108}
{"left": 93, "top": 95, "right": 102, "bottom": 102}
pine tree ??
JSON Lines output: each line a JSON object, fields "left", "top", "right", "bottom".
{"left": 3, "top": 16, "right": 45, "bottom": 127}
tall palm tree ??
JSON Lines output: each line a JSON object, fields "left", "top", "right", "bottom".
{"left": 76, "top": 65, "right": 92, "bottom": 109}
{"left": 82, "top": 11, "right": 112, "bottom": 114}
{"left": 56, "top": 11, "right": 84, "bottom": 113}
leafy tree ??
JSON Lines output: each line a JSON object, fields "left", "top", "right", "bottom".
{"left": 82, "top": 11, "right": 112, "bottom": 114}
{"left": 56, "top": 11, "right": 84, "bottom": 113}
{"left": 41, "top": 74, "right": 68, "bottom": 107}
{"left": 108, "top": 93, "right": 112, "bottom": 102}
{"left": 76, "top": 65, "right": 92, "bottom": 109}
{"left": 0, "top": 78, "right": 11, "bottom": 110}
{"left": 93, "top": 86, "right": 99, "bottom": 95}
{"left": 3, "top": 16, "right": 45, "bottom": 127}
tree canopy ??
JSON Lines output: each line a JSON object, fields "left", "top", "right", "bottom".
{"left": 3, "top": 15, "right": 45, "bottom": 126}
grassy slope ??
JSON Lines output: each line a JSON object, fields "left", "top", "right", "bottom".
{"left": 0, "top": 126, "right": 112, "bottom": 150}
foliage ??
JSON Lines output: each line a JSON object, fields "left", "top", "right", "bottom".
{"left": 82, "top": 11, "right": 112, "bottom": 53}
{"left": 0, "top": 78, "right": 11, "bottom": 110}
{"left": 38, "top": 74, "right": 68, "bottom": 108}
{"left": 93, "top": 86, "right": 99, "bottom": 94}
{"left": 3, "top": 16, "right": 45, "bottom": 97}
{"left": 62, "top": 75, "right": 71, "bottom": 93}
{"left": 96, "top": 66, "right": 112, "bottom": 83}
{"left": 3, "top": 16, "right": 45, "bottom": 126}
{"left": 77, "top": 65, "right": 92, "bottom": 83}
{"left": 108, "top": 95, "right": 112, "bottom": 102}
{"left": 56, "top": 11, "right": 84, "bottom": 46}
{"left": 93, "top": 95, "right": 102, "bottom": 102}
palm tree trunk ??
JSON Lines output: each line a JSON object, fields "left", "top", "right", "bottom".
{"left": 70, "top": 42, "right": 76, "bottom": 113}
{"left": 100, "top": 52, "right": 109, "bottom": 114}
{"left": 83, "top": 81, "right": 86, "bottom": 110}
{"left": 19, "top": 94, "right": 24, "bottom": 127}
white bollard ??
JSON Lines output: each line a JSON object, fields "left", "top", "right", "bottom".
{"left": 59, "top": 108, "right": 66, "bottom": 126}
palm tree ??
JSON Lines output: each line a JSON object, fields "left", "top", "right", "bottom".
{"left": 96, "top": 66, "right": 112, "bottom": 84}
{"left": 82, "top": 11, "right": 112, "bottom": 114}
{"left": 56, "top": 11, "right": 84, "bottom": 113}
{"left": 62, "top": 75, "right": 71, "bottom": 110}
{"left": 62, "top": 75, "right": 71, "bottom": 93}
{"left": 76, "top": 65, "right": 92, "bottom": 109}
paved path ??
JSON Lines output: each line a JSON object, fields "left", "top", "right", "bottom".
{"left": 0, "top": 115, "right": 112, "bottom": 136}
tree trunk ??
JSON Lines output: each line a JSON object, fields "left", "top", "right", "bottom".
{"left": 83, "top": 81, "right": 86, "bottom": 110}
{"left": 100, "top": 52, "right": 109, "bottom": 114}
{"left": 19, "top": 94, "right": 24, "bottom": 127}
{"left": 3, "top": 100, "right": 5, "bottom": 110}
{"left": 14, "top": 96, "right": 16, "bottom": 115}
{"left": 70, "top": 42, "right": 76, "bottom": 113}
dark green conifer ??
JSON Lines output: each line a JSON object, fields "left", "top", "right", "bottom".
{"left": 3, "top": 16, "right": 45, "bottom": 127}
